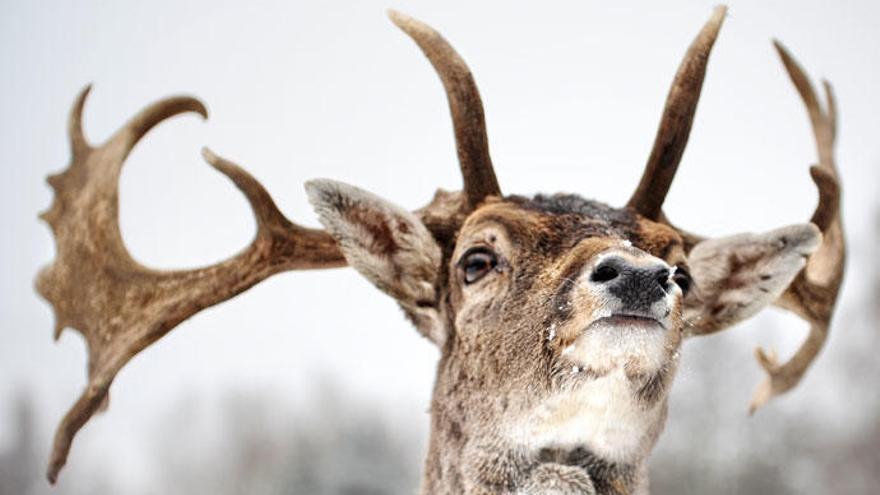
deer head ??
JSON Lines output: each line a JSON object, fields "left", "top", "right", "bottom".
{"left": 38, "top": 6, "right": 844, "bottom": 493}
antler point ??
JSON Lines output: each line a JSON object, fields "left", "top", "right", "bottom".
{"left": 748, "top": 379, "right": 773, "bottom": 415}
{"left": 38, "top": 209, "right": 52, "bottom": 224}
{"left": 200, "top": 146, "right": 217, "bottom": 163}
{"left": 387, "top": 9, "right": 413, "bottom": 29}
{"left": 192, "top": 98, "right": 209, "bottom": 120}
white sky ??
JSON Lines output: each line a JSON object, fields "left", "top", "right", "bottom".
{"left": 1, "top": 0, "right": 878, "bottom": 490}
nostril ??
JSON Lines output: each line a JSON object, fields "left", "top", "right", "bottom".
{"left": 654, "top": 268, "right": 673, "bottom": 292}
{"left": 591, "top": 261, "right": 620, "bottom": 283}
{"left": 654, "top": 268, "right": 671, "bottom": 289}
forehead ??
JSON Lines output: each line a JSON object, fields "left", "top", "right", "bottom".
{"left": 460, "top": 194, "right": 683, "bottom": 259}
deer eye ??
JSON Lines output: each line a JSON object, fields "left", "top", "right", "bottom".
{"left": 672, "top": 266, "right": 693, "bottom": 295}
{"left": 460, "top": 248, "right": 498, "bottom": 284}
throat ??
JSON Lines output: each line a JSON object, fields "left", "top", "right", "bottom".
{"left": 518, "top": 368, "right": 669, "bottom": 464}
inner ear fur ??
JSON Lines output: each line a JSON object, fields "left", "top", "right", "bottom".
{"left": 306, "top": 179, "right": 445, "bottom": 344}
{"left": 684, "top": 223, "right": 821, "bottom": 335}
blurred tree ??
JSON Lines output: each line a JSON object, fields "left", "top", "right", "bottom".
{"left": 0, "top": 392, "right": 37, "bottom": 495}
{"left": 150, "top": 380, "right": 422, "bottom": 495}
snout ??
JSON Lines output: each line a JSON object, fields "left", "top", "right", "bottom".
{"left": 591, "top": 256, "right": 671, "bottom": 310}
{"left": 552, "top": 247, "right": 682, "bottom": 374}
{"left": 587, "top": 250, "right": 675, "bottom": 327}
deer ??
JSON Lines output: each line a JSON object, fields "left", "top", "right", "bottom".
{"left": 37, "top": 6, "right": 844, "bottom": 494}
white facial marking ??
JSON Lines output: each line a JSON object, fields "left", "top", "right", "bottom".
{"left": 566, "top": 319, "right": 669, "bottom": 373}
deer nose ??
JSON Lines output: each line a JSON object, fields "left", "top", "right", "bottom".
{"left": 590, "top": 256, "right": 671, "bottom": 311}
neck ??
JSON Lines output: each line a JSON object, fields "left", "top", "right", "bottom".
{"left": 418, "top": 355, "right": 669, "bottom": 494}
{"left": 420, "top": 409, "right": 649, "bottom": 495}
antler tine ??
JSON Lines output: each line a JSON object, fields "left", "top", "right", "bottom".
{"left": 38, "top": 89, "right": 345, "bottom": 483}
{"left": 106, "top": 93, "right": 208, "bottom": 165}
{"left": 44, "top": 89, "right": 209, "bottom": 269}
{"left": 628, "top": 6, "right": 727, "bottom": 220}
{"left": 67, "top": 85, "right": 92, "bottom": 158}
{"left": 201, "top": 147, "right": 346, "bottom": 266}
{"left": 749, "top": 42, "right": 845, "bottom": 414}
{"left": 388, "top": 10, "right": 501, "bottom": 209}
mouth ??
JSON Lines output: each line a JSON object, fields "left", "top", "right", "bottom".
{"left": 592, "top": 313, "right": 666, "bottom": 330}
{"left": 564, "top": 312, "right": 672, "bottom": 374}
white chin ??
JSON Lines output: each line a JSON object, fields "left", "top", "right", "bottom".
{"left": 564, "top": 320, "right": 669, "bottom": 372}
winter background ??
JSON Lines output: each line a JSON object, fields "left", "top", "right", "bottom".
{"left": 1, "top": 1, "right": 879, "bottom": 493}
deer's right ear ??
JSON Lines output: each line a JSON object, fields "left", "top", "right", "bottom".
{"left": 306, "top": 179, "right": 445, "bottom": 345}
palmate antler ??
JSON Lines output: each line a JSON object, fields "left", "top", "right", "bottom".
{"left": 626, "top": 7, "right": 845, "bottom": 413}
{"left": 37, "top": 87, "right": 346, "bottom": 482}
{"left": 38, "top": 12, "right": 501, "bottom": 484}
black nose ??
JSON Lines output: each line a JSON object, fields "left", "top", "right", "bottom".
{"left": 590, "top": 257, "right": 671, "bottom": 312}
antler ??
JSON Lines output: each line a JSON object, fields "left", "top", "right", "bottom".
{"left": 748, "top": 42, "right": 845, "bottom": 414}
{"left": 388, "top": 10, "right": 501, "bottom": 209}
{"left": 37, "top": 86, "right": 345, "bottom": 483}
{"left": 627, "top": 6, "right": 727, "bottom": 220}
{"left": 627, "top": 6, "right": 844, "bottom": 411}
{"left": 679, "top": 43, "right": 844, "bottom": 412}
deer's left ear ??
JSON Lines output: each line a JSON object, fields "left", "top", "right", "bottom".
{"left": 683, "top": 224, "right": 821, "bottom": 335}
{"left": 306, "top": 179, "right": 445, "bottom": 345}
